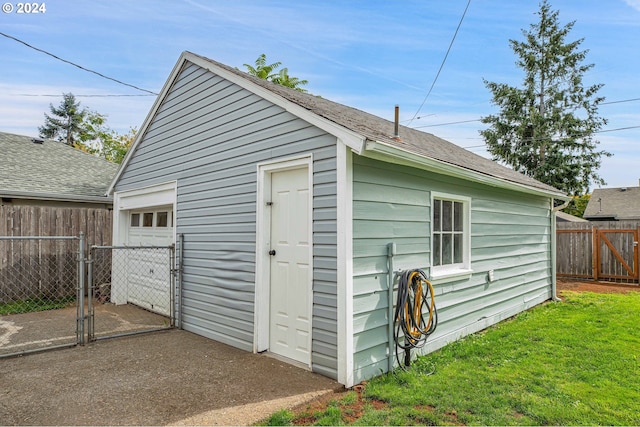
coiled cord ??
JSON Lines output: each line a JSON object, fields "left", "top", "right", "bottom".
{"left": 393, "top": 269, "right": 438, "bottom": 367}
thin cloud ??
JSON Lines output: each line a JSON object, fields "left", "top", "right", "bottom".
{"left": 624, "top": 0, "right": 640, "bottom": 12}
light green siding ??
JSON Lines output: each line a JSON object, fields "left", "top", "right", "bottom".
{"left": 352, "top": 155, "right": 552, "bottom": 383}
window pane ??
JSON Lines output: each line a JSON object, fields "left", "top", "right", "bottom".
{"left": 454, "top": 233, "right": 463, "bottom": 263}
{"left": 130, "top": 213, "right": 140, "bottom": 227}
{"left": 433, "top": 199, "right": 441, "bottom": 232}
{"left": 433, "top": 233, "right": 441, "bottom": 266}
{"left": 442, "top": 201, "right": 453, "bottom": 231}
{"left": 442, "top": 234, "right": 453, "bottom": 265}
{"left": 157, "top": 212, "right": 168, "bottom": 227}
{"left": 143, "top": 212, "right": 153, "bottom": 227}
{"left": 454, "top": 202, "right": 464, "bottom": 232}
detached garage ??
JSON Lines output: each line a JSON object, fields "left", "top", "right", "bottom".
{"left": 108, "top": 52, "right": 567, "bottom": 387}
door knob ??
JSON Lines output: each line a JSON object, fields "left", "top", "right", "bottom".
{"left": 268, "top": 249, "right": 276, "bottom": 256}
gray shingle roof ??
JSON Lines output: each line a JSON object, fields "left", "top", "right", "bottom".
{"left": 583, "top": 187, "right": 640, "bottom": 220}
{"left": 191, "top": 52, "right": 564, "bottom": 197}
{"left": 0, "top": 131, "right": 118, "bottom": 201}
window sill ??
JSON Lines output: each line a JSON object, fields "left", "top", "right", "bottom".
{"left": 430, "top": 268, "right": 473, "bottom": 284}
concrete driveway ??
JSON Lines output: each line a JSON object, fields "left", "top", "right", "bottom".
{"left": 0, "top": 329, "right": 342, "bottom": 425}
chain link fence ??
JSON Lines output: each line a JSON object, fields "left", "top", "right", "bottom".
{"left": 0, "top": 236, "right": 82, "bottom": 357}
{"left": 88, "top": 245, "right": 175, "bottom": 341}
{"left": 1, "top": 235, "right": 180, "bottom": 358}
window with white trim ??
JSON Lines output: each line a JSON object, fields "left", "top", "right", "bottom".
{"left": 431, "top": 193, "right": 471, "bottom": 279}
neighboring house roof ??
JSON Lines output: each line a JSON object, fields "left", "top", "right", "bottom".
{"left": 0, "top": 131, "right": 118, "bottom": 203}
{"left": 556, "top": 211, "right": 588, "bottom": 222}
{"left": 583, "top": 187, "right": 640, "bottom": 220}
{"left": 111, "top": 51, "right": 567, "bottom": 200}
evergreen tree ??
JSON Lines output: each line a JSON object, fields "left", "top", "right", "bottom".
{"left": 480, "top": 0, "right": 610, "bottom": 195}
{"left": 39, "top": 93, "right": 90, "bottom": 148}
{"left": 39, "top": 93, "right": 133, "bottom": 163}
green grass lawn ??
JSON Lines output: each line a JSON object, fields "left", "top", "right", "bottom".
{"left": 0, "top": 296, "right": 75, "bottom": 315}
{"left": 264, "top": 291, "right": 640, "bottom": 426}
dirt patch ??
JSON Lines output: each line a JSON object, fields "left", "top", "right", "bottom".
{"left": 285, "top": 382, "right": 389, "bottom": 425}
{"left": 557, "top": 279, "right": 640, "bottom": 296}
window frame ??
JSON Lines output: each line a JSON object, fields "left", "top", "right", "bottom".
{"left": 130, "top": 210, "right": 172, "bottom": 229}
{"left": 430, "top": 192, "right": 472, "bottom": 282}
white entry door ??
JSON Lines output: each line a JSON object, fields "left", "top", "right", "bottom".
{"left": 269, "top": 167, "right": 311, "bottom": 365}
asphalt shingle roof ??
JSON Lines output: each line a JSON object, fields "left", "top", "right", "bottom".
{"left": 0, "top": 131, "right": 119, "bottom": 200}
{"left": 583, "top": 187, "right": 640, "bottom": 220}
{"left": 191, "top": 52, "right": 564, "bottom": 196}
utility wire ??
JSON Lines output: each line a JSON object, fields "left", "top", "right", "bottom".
{"left": 459, "top": 125, "right": 640, "bottom": 149}
{"left": 13, "top": 93, "right": 156, "bottom": 97}
{"left": 407, "top": 0, "right": 472, "bottom": 126}
{"left": 0, "top": 32, "right": 158, "bottom": 95}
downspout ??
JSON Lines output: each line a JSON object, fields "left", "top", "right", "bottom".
{"left": 551, "top": 198, "right": 570, "bottom": 301}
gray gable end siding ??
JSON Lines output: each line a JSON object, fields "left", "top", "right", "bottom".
{"left": 352, "top": 155, "right": 552, "bottom": 382}
{"left": 114, "top": 62, "right": 339, "bottom": 378}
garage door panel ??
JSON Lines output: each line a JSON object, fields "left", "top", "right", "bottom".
{"left": 124, "top": 208, "right": 174, "bottom": 316}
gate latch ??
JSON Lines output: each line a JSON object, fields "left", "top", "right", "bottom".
{"left": 268, "top": 249, "right": 276, "bottom": 256}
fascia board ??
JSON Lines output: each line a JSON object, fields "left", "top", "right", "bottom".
{"left": 183, "top": 52, "right": 366, "bottom": 154}
{"left": 0, "top": 190, "right": 113, "bottom": 204}
{"left": 364, "top": 139, "right": 569, "bottom": 201}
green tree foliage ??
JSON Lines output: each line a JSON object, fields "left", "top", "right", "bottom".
{"left": 243, "top": 54, "right": 308, "bottom": 93}
{"left": 100, "top": 127, "right": 137, "bottom": 164}
{"left": 39, "top": 93, "right": 135, "bottom": 164}
{"left": 480, "top": 0, "right": 610, "bottom": 196}
{"left": 562, "top": 193, "right": 590, "bottom": 218}
{"left": 39, "top": 93, "right": 96, "bottom": 149}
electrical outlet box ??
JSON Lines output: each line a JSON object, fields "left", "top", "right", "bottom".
{"left": 488, "top": 269, "right": 495, "bottom": 282}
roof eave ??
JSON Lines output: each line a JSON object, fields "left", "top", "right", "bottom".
{"left": 364, "top": 139, "right": 569, "bottom": 201}
{"left": 0, "top": 190, "right": 113, "bottom": 204}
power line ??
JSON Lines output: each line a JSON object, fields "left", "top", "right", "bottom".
{"left": 407, "top": 0, "right": 472, "bottom": 126}
{"left": 459, "top": 125, "right": 640, "bottom": 149}
{"left": 13, "top": 93, "right": 156, "bottom": 98}
{"left": 601, "top": 97, "right": 640, "bottom": 105}
{"left": 415, "top": 119, "right": 481, "bottom": 128}
{"left": 0, "top": 32, "right": 158, "bottom": 95}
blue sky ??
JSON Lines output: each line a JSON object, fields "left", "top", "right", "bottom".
{"left": 1, "top": 0, "right": 639, "bottom": 190}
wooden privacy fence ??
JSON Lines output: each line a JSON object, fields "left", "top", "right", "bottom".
{"left": 557, "top": 220, "right": 640, "bottom": 284}
{"left": 0, "top": 205, "right": 113, "bottom": 302}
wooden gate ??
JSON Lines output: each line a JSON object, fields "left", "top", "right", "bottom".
{"left": 556, "top": 221, "right": 640, "bottom": 284}
{"left": 594, "top": 229, "right": 638, "bottom": 282}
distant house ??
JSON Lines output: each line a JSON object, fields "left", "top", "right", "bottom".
{"left": 0, "top": 131, "right": 118, "bottom": 237}
{"left": 109, "top": 52, "right": 568, "bottom": 386}
{"left": 556, "top": 211, "right": 588, "bottom": 223}
{"left": 583, "top": 185, "right": 640, "bottom": 221}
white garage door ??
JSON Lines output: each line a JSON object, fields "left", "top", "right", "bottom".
{"left": 125, "top": 207, "right": 174, "bottom": 316}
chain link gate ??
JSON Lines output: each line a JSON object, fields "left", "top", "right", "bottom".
{"left": 0, "top": 235, "right": 85, "bottom": 357}
{"left": 1, "top": 234, "right": 181, "bottom": 357}
{"left": 87, "top": 245, "right": 176, "bottom": 341}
